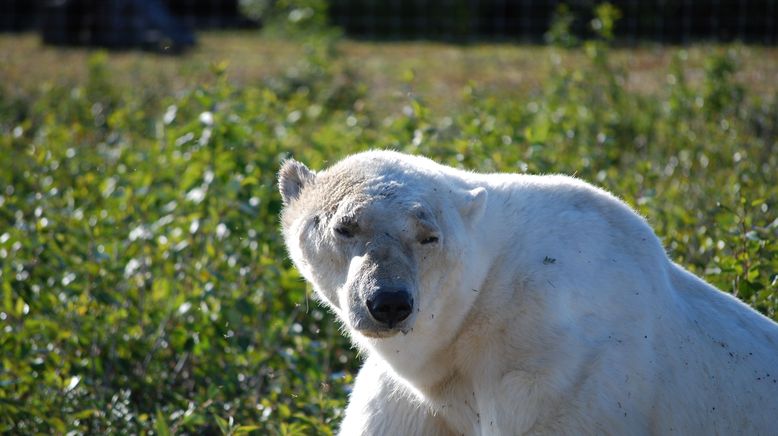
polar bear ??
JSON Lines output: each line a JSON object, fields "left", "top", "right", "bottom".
{"left": 278, "top": 150, "right": 778, "bottom": 435}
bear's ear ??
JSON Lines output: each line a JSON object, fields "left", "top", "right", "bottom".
{"left": 458, "top": 187, "right": 487, "bottom": 224}
{"left": 278, "top": 159, "right": 316, "bottom": 205}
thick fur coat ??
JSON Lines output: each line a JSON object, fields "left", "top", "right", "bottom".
{"left": 278, "top": 150, "right": 778, "bottom": 435}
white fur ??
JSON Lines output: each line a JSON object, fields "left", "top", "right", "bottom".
{"left": 279, "top": 150, "right": 778, "bottom": 435}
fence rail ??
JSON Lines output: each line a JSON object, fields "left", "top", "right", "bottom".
{"left": 328, "top": 0, "right": 778, "bottom": 43}
{"left": 1, "top": 0, "right": 776, "bottom": 44}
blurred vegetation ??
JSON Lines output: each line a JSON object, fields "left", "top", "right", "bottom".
{"left": 1, "top": 3, "right": 777, "bottom": 434}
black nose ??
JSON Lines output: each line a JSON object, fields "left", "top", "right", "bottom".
{"left": 366, "top": 289, "right": 413, "bottom": 328}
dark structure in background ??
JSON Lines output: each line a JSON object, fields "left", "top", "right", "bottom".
{"left": 1, "top": 0, "right": 777, "bottom": 44}
{"left": 327, "top": 0, "right": 778, "bottom": 44}
{"left": 166, "top": 0, "right": 254, "bottom": 28}
{"left": 1, "top": 0, "right": 35, "bottom": 31}
{"left": 39, "top": 0, "right": 196, "bottom": 50}
{"left": 0, "top": 0, "right": 252, "bottom": 50}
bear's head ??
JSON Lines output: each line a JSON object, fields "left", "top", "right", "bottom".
{"left": 278, "top": 151, "right": 487, "bottom": 363}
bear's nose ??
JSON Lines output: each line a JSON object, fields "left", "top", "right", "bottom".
{"left": 366, "top": 288, "right": 413, "bottom": 329}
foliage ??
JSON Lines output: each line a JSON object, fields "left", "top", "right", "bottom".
{"left": 545, "top": 4, "right": 580, "bottom": 48}
{"left": 240, "top": 0, "right": 334, "bottom": 38}
{"left": 1, "top": 8, "right": 776, "bottom": 434}
{"left": 590, "top": 2, "right": 622, "bottom": 41}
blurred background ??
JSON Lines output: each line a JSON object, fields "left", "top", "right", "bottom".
{"left": 2, "top": 0, "right": 778, "bottom": 45}
{"left": 1, "top": 1, "right": 776, "bottom": 434}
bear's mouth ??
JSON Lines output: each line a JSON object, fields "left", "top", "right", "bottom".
{"left": 358, "top": 326, "right": 411, "bottom": 339}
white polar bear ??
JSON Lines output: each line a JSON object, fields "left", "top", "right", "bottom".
{"left": 278, "top": 150, "right": 778, "bottom": 435}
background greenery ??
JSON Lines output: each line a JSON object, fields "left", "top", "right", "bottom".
{"left": 1, "top": 4, "right": 776, "bottom": 434}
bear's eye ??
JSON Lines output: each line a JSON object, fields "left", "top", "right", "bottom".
{"left": 420, "top": 235, "right": 439, "bottom": 245}
{"left": 334, "top": 225, "right": 355, "bottom": 238}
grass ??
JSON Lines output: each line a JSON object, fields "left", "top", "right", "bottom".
{"left": 3, "top": 32, "right": 778, "bottom": 113}
{"left": 0, "top": 29, "right": 776, "bottom": 434}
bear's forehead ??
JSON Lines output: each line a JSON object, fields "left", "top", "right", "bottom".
{"left": 307, "top": 166, "right": 407, "bottom": 212}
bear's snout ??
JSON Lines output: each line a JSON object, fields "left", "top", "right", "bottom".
{"left": 366, "top": 287, "right": 413, "bottom": 329}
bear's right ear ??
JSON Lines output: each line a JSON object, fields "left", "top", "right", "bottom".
{"left": 278, "top": 159, "right": 316, "bottom": 205}
{"left": 457, "top": 187, "right": 488, "bottom": 224}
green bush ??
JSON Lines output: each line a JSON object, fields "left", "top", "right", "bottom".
{"left": 1, "top": 23, "right": 776, "bottom": 435}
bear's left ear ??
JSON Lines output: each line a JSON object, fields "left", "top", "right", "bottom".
{"left": 278, "top": 159, "right": 316, "bottom": 205}
{"left": 457, "top": 187, "right": 487, "bottom": 224}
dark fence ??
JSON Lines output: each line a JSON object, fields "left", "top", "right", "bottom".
{"left": 1, "top": 0, "right": 776, "bottom": 44}
{"left": 328, "top": 0, "right": 778, "bottom": 43}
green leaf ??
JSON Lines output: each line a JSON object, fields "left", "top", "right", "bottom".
{"left": 234, "top": 425, "right": 261, "bottom": 435}
{"left": 72, "top": 409, "right": 98, "bottom": 420}
{"left": 155, "top": 409, "right": 171, "bottom": 436}
{"left": 214, "top": 415, "right": 231, "bottom": 436}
